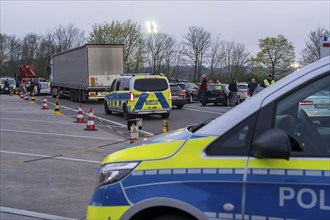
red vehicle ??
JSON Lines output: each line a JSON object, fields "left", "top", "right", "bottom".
{"left": 17, "top": 65, "right": 38, "bottom": 80}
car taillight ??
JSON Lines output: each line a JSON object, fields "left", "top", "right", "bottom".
{"left": 220, "top": 91, "right": 225, "bottom": 96}
{"left": 180, "top": 91, "right": 186, "bottom": 96}
{"left": 243, "top": 91, "right": 248, "bottom": 95}
{"left": 169, "top": 92, "right": 172, "bottom": 100}
{"left": 299, "top": 101, "right": 313, "bottom": 105}
{"left": 129, "top": 92, "right": 134, "bottom": 101}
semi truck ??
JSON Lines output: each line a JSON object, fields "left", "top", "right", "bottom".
{"left": 50, "top": 44, "right": 124, "bottom": 102}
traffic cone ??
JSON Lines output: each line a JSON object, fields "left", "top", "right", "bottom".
{"left": 74, "top": 103, "right": 85, "bottom": 123}
{"left": 30, "top": 91, "right": 36, "bottom": 104}
{"left": 162, "top": 119, "right": 169, "bottom": 133}
{"left": 84, "top": 108, "right": 97, "bottom": 131}
{"left": 53, "top": 97, "right": 61, "bottom": 115}
{"left": 24, "top": 92, "right": 29, "bottom": 101}
{"left": 41, "top": 97, "right": 49, "bottom": 110}
{"left": 20, "top": 92, "right": 24, "bottom": 99}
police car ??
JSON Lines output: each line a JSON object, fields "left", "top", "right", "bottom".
{"left": 88, "top": 57, "right": 330, "bottom": 220}
{"left": 104, "top": 74, "right": 172, "bottom": 119}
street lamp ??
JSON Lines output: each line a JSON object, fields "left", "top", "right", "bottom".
{"left": 146, "top": 21, "right": 157, "bottom": 74}
{"left": 291, "top": 62, "right": 300, "bottom": 71}
{"left": 146, "top": 21, "right": 158, "bottom": 33}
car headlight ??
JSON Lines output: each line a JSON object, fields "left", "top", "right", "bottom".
{"left": 97, "top": 162, "right": 139, "bottom": 187}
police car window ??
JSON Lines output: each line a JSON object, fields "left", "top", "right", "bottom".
{"left": 134, "top": 79, "right": 168, "bottom": 91}
{"left": 116, "top": 79, "right": 122, "bottom": 91}
{"left": 274, "top": 74, "right": 330, "bottom": 156}
{"left": 110, "top": 79, "right": 116, "bottom": 91}
{"left": 122, "top": 79, "right": 129, "bottom": 91}
{"left": 205, "top": 113, "right": 257, "bottom": 156}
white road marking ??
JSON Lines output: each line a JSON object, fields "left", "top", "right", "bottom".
{"left": 183, "top": 107, "right": 225, "bottom": 114}
{"left": 0, "top": 150, "right": 101, "bottom": 164}
{"left": 0, "top": 206, "right": 76, "bottom": 220}
{"left": 0, "top": 128, "right": 124, "bottom": 141}
{"left": 37, "top": 98, "right": 154, "bottom": 136}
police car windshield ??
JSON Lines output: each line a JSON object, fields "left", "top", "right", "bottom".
{"left": 134, "top": 78, "right": 168, "bottom": 91}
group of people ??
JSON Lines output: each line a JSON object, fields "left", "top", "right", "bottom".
{"left": 199, "top": 74, "right": 275, "bottom": 107}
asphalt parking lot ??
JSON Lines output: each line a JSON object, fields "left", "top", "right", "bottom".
{"left": 0, "top": 95, "right": 130, "bottom": 219}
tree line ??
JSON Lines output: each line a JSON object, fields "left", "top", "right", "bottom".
{"left": 0, "top": 20, "right": 328, "bottom": 83}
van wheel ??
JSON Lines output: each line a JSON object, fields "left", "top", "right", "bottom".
{"left": 123, "top": 105, "right": 131, "bottom": 120}
{"left": 104, "top": 102, "right": 112, "bottom": 115}
{"left": 153, "top": 214, "right": 194, "bottom": 220}
{"left": 161, "top": 113, "right": 170, "bottom": 119}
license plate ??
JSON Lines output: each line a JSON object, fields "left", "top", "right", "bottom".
{"left": 315, "top": 104, "right": 330, "bottom": 109}
{"left": 146, "top": 100, "right": 158, "bottom": 105}
{"left": 208, "top": 97, "right": 216, "bottom": 101}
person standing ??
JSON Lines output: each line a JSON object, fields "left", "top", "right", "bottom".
{"left": 261, "top": 74, "right": 275, "bottom": 87}
{"left": 228, "top": 78, "right": 238, "bottom": 107}
{"left": 199, "top": 74, "right": 208, "bottom": 107}
{"left": 248, "top": 77, "right": 257, "bottom": 96}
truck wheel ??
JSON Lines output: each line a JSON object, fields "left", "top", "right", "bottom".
{"left": 73, "top": 90, "right": 78, "bottom": 102}
{"left": 70, "top": 90, "right": 74, "bottom": 101}
{"left": 77, "top": 90, "right": 82, "bottom": 103}
{"left": 104, "top": 102, "right": 112, "bottom": 115}
{"left": 161, "top": 113, "right": 170, "bottom": 119}
{"left": 81, "top": 91, "right": 86, "bottom": 103}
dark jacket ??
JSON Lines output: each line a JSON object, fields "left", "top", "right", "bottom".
{"left": 199, "top": 78, "right": 208, "bottom": 93}
{"left": 228, "top": 81, "right": 237, "bottom": 92}
{"left": 248, "top": 82, "right": 257, "bottom": 93}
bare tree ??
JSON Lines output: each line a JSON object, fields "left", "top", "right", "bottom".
{"left": 162, "top": 36, "right": 177, "bottom": 76}
{"left": 52, "top": 23, "right": 86, "bottom": 53}
{"left": 21, "top": 33, "right": 40, "bottom": 65}
{"left": 0, "top": 34, "right": 22, "bottom": 77}
{"left": 208, "top": 34, "right": 221, "bottom": 81}
{"left": 183, "top": 26, "right": 212, "bottom": 82}
{"left": 218, "top": 40, "right": 250, "bottom": 80}
{"left": 146, "top": 32, "right": 176, "bottom": 74}
{"left": 300, "top": 26, "right": 330, "bottom": 66}
{"left": 89, "top": 19, "right": 144, "bottom": 72}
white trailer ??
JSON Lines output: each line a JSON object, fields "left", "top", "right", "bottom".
{"left": 50, "top": 44, "right": 124, "bottom": 102}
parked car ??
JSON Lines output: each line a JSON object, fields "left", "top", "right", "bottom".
{"left": 170, "top": 83, "right": 187, "bottom": 109}
{"left": 299, "top": 86, "right": 330, "bottom": 120}
{"left": 178, "top": 82, "right": 199, "bottom": 103}
{"left": 34, "top": 81, "right": 51, "bottom": 96}
{"left": 204, "top": 83, "right": 228, "bottom": 106}
{"left": 238, "top": 83, "right": 249, "bottom": 102}
{"left": 0, "top": 77, "right": 16, "bottom": 94}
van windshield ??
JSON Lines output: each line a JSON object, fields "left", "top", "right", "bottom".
{"left": 134, "top": 78, "right": 168, "bottom": 91}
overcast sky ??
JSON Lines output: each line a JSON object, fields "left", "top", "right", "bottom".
{"left": 1, "top": 0, "right": 329, "bottom": 58}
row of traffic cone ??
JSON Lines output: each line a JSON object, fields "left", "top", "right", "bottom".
{"left": 19, "top": 92, "right": 97, "bottom": 131}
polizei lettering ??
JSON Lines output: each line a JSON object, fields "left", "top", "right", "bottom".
{"left": 279, "top": 187, "right": 330, "bottom": 210}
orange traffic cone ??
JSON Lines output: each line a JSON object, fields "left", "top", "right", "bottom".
{"left": 84, "top": 108, "right": 97, "bottom": 131}
{"left": 41, "top": 97, "right": 49, "bottom": 110}
{"left": 74, "top": 103, "right": 85, "bottom": 123}
{"left": 24, "top": 92, "right": 29, "bottom": 101}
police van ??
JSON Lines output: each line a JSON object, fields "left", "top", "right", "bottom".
{"left": 104, "top": 74, "right": 172, "bottom": 119}
{"left": 88, "top": 57, "right": 330, "bottom": 220}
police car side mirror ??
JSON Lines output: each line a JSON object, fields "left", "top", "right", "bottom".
{"left": 252, "top": 129, "right": 291, "bottom": 160}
